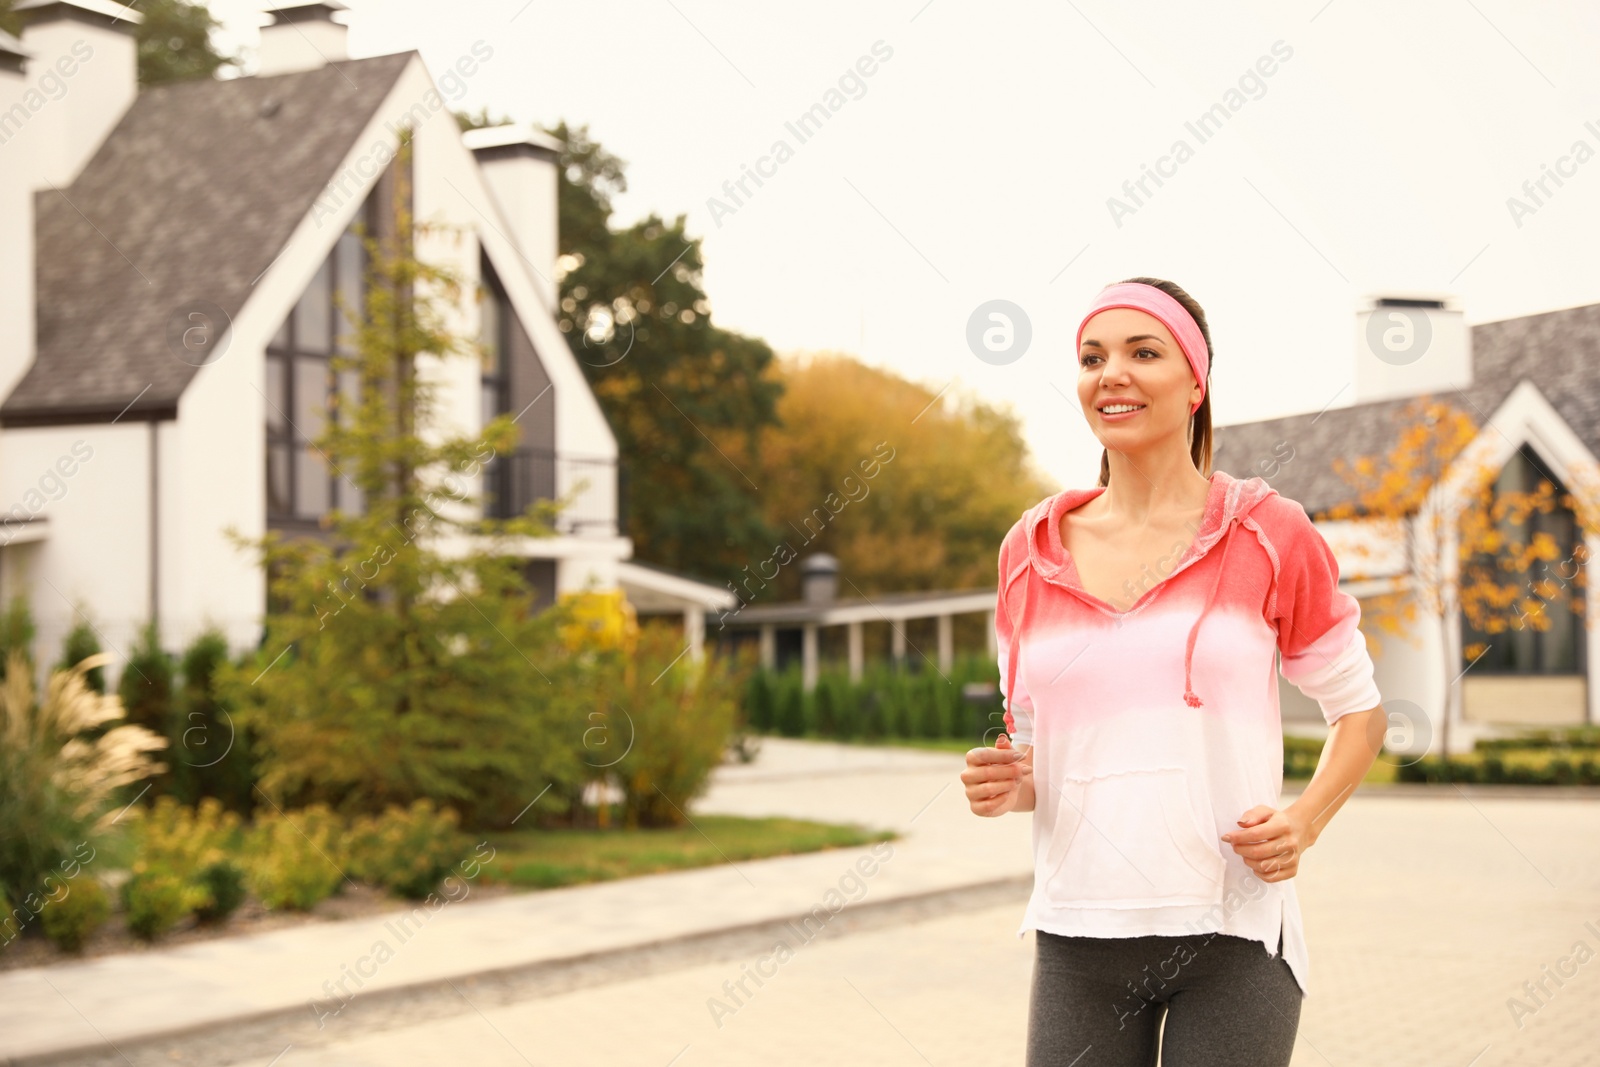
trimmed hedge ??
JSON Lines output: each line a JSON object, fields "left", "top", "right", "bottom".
{"left": 122, "top": 871, "right": 203, "bottom": 940}
{"left": 747, "top": 666, "right": 1600, "bottom": 788}
{"left": 344, "top": 800, "right": 469, "bottom": 900}
{"left": 1472, "top": 725, "right": 1600, "bottom": 752}
{"left": 743, "top": 655, "right": 1008, "bottom": 745}
{"left": 1283, "top": 735, "right": 1325, "bottom": 779}
{"left": 1397, "top": 748, "right": 1600, "bottom": 785}
{"left": 40, "top": 877, "right": 110, "bottom": 953}
{"left": 1281, "top": 731, "right": 1600, "bottom": 785}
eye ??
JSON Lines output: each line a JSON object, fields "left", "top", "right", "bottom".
{"left": 1080, "top": 348, "right": 1161, "bottom": 366}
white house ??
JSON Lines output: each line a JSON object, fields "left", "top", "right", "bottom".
{"left": 1216, "top": 292, "right": 1600, "bottom": 755}
{"left": 0, "top": 0, "right": 732, "bottom": 680}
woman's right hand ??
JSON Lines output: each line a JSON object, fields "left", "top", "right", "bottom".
{"left": 963, "top": 733, "right": 1032, "bottom": 817}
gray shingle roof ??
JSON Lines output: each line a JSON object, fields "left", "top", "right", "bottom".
{"left": 1213, "top": 302, "right": 1600, "bottom": 516}
{"left": 1, "top": 51, "right": 414, "bottom": 425}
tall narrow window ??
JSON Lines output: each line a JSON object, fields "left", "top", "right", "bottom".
{"left": 266, "top": 200, "right": 373, "bottom": 524}
{"left": 480, "top": 254, "right": 515, "bottom": 519}
{"left": 1460, "top": 444, "right": 1587, "bottom": 675}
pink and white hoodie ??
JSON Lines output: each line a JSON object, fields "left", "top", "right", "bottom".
{"left": 993, "top": 468, "right": 1382, "bottom": 999}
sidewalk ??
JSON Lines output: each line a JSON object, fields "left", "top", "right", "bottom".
{"left": 10, "top": 739, "right": 1596, "bottom": 1064}
{"left": 0, "top": 739, "right": 1029, "bottom": 1062}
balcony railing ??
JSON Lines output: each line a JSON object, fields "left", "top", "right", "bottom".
{"left": 482, "top": 447, "right": 622, "bottom": 536}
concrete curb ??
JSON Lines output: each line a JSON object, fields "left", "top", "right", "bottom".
{"left": 8, "top": 876, "right": 1035, "bottom": 1067}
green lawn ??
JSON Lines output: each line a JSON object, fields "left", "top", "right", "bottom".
{"left": 480, "top": 814, "right": 896, "bottom": 889}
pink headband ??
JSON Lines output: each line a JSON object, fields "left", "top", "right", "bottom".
{"left": 1075, "top": 282, "right": 1210, "bottom": 415}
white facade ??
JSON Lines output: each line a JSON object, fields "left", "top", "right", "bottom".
{"left": 0, "top": 3, "right": 647, "bottom": 684}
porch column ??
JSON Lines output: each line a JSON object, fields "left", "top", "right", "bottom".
{"left": 986, "top": 608, "right": 997, "bottom": 658}
{"left": 937, "top": 613, "right": 953, "bottom": 673}
{"left": 759, "top": 624, "right": 776, "bottom": 670}
{"left": 891, "top": 617, "right": 906, "bottom": 667}
{"left": 848, "top": 620, "right": 863, "bottom": 682}
{"left": 682, "top": 605, "right": 705, "bottom": 660}
{"left": 802, "top": 623, "right": 819, "bottom": 692}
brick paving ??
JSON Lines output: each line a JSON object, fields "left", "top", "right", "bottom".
{"left": 10, "top": 740, "right": 1600, "bottom": 1066}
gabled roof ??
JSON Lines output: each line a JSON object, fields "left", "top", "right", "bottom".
{"left": 616, "top": 559, "right": 739, "bottom": 612}
{"left": 1, "top": 51, "right": 414, "bottom": 426}
{"left": 1214, "top": 302, "right": 1600, "bottom": 516}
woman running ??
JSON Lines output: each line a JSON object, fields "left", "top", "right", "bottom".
{"left": 962, "top": 277, "right": 1387, "bottom": 1066}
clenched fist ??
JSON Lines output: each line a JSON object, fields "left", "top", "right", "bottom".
{"left": 963, "top": 733, "right": 1033, "bottom": 816}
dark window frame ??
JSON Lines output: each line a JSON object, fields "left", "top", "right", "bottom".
{"left": 480, "top": 253, "right": 515, "bottom": 519}
{"left": 266, "top": 197, "right": 377, "bottom": 526}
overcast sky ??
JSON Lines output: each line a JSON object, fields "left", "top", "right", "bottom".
{"left": 208, "top": 0, "right": 1600, "bottom": 489}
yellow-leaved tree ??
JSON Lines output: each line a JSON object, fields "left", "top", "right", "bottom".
{"left": 1317, "top": 396, "right": 1598, "bottom": 759}
{"left": 746, "top": 351, "right": 1057, "bottom": 599}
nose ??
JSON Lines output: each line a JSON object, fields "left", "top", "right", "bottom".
{"left": 1098, "top": 351, "right": 1133, "bottom": 384}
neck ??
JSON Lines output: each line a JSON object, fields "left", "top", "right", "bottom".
{"left": 1101, "top": 449, "right": 1211, "bottom": 522}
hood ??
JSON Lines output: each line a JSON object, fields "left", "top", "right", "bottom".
{"left": 1002, "top": 469, "right": 1280, "bottom": 720}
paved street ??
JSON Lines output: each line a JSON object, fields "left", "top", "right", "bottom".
{"left": 12, "top": 740, "right": 1600, "bottom": 1066}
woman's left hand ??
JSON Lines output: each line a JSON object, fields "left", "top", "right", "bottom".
{"left": 1220, "top": 804, "right": 1312, "bottom": 882}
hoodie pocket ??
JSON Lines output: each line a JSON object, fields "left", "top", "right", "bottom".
{"left": 1042, "top": 766, "right": 1227, "bottom": 910}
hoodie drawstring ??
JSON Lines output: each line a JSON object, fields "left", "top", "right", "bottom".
{"left": 1003, "top": 562, "right": 1034, "bottom": 736}
{"left": 1008, "top": 497, "right": 1246, "bottom": 720}
{"left": 1182, "top": 521, "right": 1236, "bottom": 708}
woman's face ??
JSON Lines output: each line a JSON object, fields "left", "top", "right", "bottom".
{"left": 1076, "top": 307, "right": 1201, "bottom": 446}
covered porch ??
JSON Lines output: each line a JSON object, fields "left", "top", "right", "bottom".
{"left": 715, "top": 588, "right": 999, "bottom": 691}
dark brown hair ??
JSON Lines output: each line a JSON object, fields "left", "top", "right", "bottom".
{"left": 1094, "top": 276, "right": 1214, "bottom": 488}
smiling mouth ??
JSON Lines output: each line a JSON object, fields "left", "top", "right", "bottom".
{"left": 1099, "top": 404, "right": 1146, "bottom": 416}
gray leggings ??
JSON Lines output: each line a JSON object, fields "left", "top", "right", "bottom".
{"left": 1026, "top": 926, "right": 1302, "bottom": 1066}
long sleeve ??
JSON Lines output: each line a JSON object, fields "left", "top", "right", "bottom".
{"left": 1270, "top": 502, "right": 1383, "bottom": 725}
{"left": 996, "top": 530, "right": 1036, "bottom": 745}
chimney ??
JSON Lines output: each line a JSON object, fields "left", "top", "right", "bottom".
{"left": 0, "top": 30, "right": 34, "bottom": 404}
{"left": 462, "top": 123, "right": 563, "bottom": 310}
{"left": 257, "top": 1, "right": 348, "bottom": 77}
{"left": 1353, "top": 292, "right": 1472, "bottom": 405}
{"left": 14, "top": 0, "right": 140, "bottom": 189}
{"left": 801, "top": 553, "right": 839, "bottom": 603}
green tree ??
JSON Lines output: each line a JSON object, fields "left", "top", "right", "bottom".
{"left": 170, "top": 629, "right": 256, "bottom": 814}
{"left": 135, "top": 0, "right": 236, "bottom": 86}
{"left": 561, "top": 206, "right": 784, "bottom": 584}
{"left": 0, "top": 594, "right": 35, "bottom": 681}
{"left": 117, "top": 621, "right": 174, "bottom": 746}
{"left": 216, "top": 137, "right": 587, "bottom": 828}
{"left": 542, "top": 121, "right": 628, "bottom": 275}
{"left": 453, "top": 106, "right": 513, "bottom": 134}
{"left": 451, "top": 113, "right": 786, "bottom": 583}
{"left": 56, "top": 613, "right": 104, "bottom": 694}
{"left": 745, "top": 669, "right": 774, "bottom": 732}
{"left": 813, "top": 677, "right": 837, "bottom": 737}
{"left": 0, "top": 0, "right": 235, "bottom": 85}
{"left": 776, "top": 679, "right": 806, "bottom": 738}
